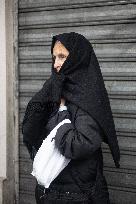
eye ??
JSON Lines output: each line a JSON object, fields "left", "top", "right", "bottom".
{"left": 59, "top": 54, "right": 67, "bottom": 59}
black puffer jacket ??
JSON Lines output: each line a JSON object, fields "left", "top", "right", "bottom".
{"left": 22, "top": 94, "right": 110, "bottom": 204}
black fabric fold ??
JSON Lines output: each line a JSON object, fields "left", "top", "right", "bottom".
{"left": 50, "top": 32, "right": 120, "bottom": 168}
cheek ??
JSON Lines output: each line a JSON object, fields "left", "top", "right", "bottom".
{"left": 61, "top": 58, "right": 67, "bottom": 66}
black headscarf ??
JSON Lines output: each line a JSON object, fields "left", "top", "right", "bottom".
{"left": 50, "top": 32, "right": 120, "bottom": 168}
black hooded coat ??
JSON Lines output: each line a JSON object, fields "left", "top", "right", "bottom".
{"left": 22, "top": 32, "right": 120, "bottom": 204}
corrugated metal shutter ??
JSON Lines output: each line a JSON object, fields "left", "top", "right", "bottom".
{"left": 18, "top": 1, "right": 136, "bottom": 203}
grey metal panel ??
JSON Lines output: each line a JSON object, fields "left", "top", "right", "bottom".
{"left": 19, "top": 4, "right": 136, "bottom": 28}
{"left": 18, "top": 1, "right": 136, "bottom": 203}
{"left": 19, "top": 24, "right": 136, "bottom": 44}
{"left": 109, "top": 188, "right": 136, "bottom": 204}
{"left": 19, "top": 0, "right": 136, "bottom": 9}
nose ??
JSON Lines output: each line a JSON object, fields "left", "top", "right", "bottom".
{"left": 54, "top": 57, "right": 61, "bottom": 70}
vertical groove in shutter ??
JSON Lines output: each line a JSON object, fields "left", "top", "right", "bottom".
{"left": 18, "top": 1, "right": 136, "bottom": 203}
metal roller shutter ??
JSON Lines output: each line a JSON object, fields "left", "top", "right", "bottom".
{"left": 18, "top": 1, "right": 136, "bottom": 203}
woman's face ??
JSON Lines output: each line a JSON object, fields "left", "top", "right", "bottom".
{"left": 52, "top": 41, "right": 69, "bottom": 72}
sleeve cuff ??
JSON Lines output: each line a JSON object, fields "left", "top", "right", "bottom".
{"left": 55, "top": 122, "right": 73, "bottom": 151}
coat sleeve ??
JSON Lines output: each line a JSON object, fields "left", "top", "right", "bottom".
{"left": 22, "top": 100, "right": 49, "bottom": 160}
{"left": 22, "top": 73, "right": 66, "bottom": 160}
{"left": 22, "top": 98, "right": 48, "bottom": 146}
{"left": 22, "top": 74, "right": 65, "bottom": 145}
{"left": 22, "top": 83, "right": 56, "bottom": 158}
{"left": 55, "top": 107, "right": 103, "bottom": 160}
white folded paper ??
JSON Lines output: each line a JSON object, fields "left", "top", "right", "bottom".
{"left": 31, "top": 118, "right": 71, "bottom": 188}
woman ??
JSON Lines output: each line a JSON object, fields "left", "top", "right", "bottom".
{"left": 22, "top": 32, "right": 120, "bottom": 204}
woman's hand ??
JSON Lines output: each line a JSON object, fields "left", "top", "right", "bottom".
{"left": 60, "top": 98, "right": 65, "bottom": 106}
